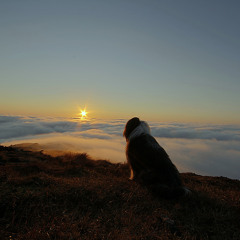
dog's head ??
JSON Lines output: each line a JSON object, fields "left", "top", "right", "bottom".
{"left": 123, "top": 117, "right": 150, "bottom": 141}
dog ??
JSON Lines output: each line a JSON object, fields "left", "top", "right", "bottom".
{"left": 123, "top": 117, "right": 190, "bottom": 198}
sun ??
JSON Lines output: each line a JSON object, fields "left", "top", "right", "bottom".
{"left": 78, "top": 108, "right": 88, "bottom": 119}
{"left": 81, "top": 110, "right": 87, "bottom": 118}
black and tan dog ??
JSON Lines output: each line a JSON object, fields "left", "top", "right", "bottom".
{"left": 123, "top": 117, "right": 190, "bottom": 198}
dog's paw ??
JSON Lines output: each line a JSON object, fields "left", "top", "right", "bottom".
{"left": 129, "top": 176, "right": 134, "bottom": 180}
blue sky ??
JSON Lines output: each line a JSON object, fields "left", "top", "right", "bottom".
{"left": 1, "top": 0, "right": 240, "bottom": 122}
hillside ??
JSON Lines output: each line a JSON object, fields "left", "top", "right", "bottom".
{"left": 0, "top": 145, "right": 240, "bottom": 240}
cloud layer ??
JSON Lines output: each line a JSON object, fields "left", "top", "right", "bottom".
{"left": 1, "top": 115, "right": 240, "bottom": 179}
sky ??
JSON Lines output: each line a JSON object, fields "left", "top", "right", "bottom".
{"left": 1, "top": 0, "right": 240, "bottom": 123}
{"left": 1, "top": 1, "right": 240, "bottom": 179}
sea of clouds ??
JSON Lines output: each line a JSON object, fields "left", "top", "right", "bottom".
{"left": 1, "top": 115, "right": 240, "bottom": 180}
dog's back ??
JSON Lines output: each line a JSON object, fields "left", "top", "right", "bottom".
{"left": 127, "top": 134, "right": 182, "bottom": 187}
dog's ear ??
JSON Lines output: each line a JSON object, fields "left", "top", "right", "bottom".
{"left": 123, "top": 117, "right": 141, "bottom": 139}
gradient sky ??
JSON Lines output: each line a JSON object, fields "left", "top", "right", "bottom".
{"left": 1, "top": 0, "right": 240, "bottom": 123}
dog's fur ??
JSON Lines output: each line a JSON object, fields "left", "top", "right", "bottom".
{"left": 123, "top": 117, "right": 190, "bottom": 198}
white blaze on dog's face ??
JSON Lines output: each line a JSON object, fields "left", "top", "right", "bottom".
{"left": 128, "top": 121, "right": 151, "bottom": 141}
{"left": 140, "top": 121, "right": 151, "bottom": 134}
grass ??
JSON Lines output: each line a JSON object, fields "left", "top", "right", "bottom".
{"left": 0, "top": 145, "right": 240, "bottom": 240}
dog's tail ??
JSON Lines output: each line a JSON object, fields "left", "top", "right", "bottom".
{"left": 149, "top": 184, "right": 191, "bottom": 199}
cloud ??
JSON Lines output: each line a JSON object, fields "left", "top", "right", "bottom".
{"left": 1, "top": 116, "right": 240, "bottom": 143}
{"left": 157, "top": 138, "right": 240, "bottom": 180}
{"left": 0, "top": 116, "right": 126, "bottom": 163}
{"left": 0, "top": 116, "right": 127, "bottom": 142}
{"left": 1, "top": 115, "right": 240, "bottom": 179}
{"left": 0, "top": 116, "right": 78, "bottom": 141}
{"left": 0, "top": 116, "right": 22, "bottom": 124}
{"left": 3, "top": 132, "right": 126, "bottom": 164}
{"left": 150, "top": 122, "right": 240, "bottom": 141}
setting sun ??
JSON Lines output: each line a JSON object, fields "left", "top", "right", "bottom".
{"left": 78, "top": 108, "right": 88, "bottom": 119}
{"left": 81, "top": 110, "right": 87, "bottom": 117}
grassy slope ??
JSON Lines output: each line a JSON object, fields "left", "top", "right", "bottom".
{"left": 0, "top": 146, "right": 240, "bottom": 240}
